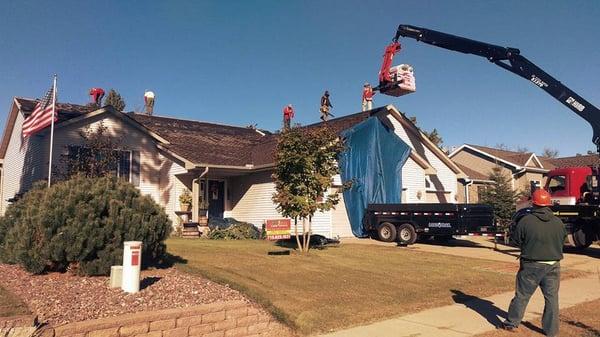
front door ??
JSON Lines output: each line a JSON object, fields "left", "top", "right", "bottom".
{"left": 208, "top": 180, "right": 224, "bottom": 219}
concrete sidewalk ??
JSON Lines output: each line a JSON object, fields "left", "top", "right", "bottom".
{"left": 321, "top": 274, "right": 600, "bottom": 337}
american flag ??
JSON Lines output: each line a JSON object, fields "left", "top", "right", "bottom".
{"left": 22, "top": 85, "right": 57, "bottom": 137}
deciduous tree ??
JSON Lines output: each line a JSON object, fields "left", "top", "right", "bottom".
{"left": 272, "top": 126, "right": 345, "bottom": 253}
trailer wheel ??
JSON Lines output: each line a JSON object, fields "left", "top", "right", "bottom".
{"left": 397, "top": 223, "right": 417, "bottom": 245}
{"left": 377, "top": 222, "right": 397, "bottom": 242}
{"left": 573, "top": 227, "right": 594, "bottom": 250}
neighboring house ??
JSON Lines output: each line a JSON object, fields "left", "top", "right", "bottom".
{"left": 545, "top": 154, "right": 600, "bottom": 169}
{"left": 450, "top": 144, "right": 550, "bottom": 203}
{"left": 0, "top": 97, "right": 464, "bottom": 238}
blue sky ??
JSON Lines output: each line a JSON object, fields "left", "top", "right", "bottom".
{"left": 1, "top": 1, "right": 599, "bottom": 156}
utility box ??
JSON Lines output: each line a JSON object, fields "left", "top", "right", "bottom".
{"left": 122, "top": 241, "right": 142, "bottom": 293}
{"left": 109, "top": 265, "right": 123, "bottom": 288}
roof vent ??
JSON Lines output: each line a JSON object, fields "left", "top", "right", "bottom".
{"left": 144, "top": 91, "right": 155, "bottom": 115}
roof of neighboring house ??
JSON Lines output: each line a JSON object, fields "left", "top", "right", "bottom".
{"left": 467, "top": 144, "right": 536, "bottom": 167}
{"left": 546, "top": 154, "right": 600, "bottom": 168}
{"left": 455, "top": 163, "right": 490, "bottom": 181}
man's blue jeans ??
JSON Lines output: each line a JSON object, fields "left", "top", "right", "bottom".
{"left": 505, "top": 260, "right": 560, "bottom": 336}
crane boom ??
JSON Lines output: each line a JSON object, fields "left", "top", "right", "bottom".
{"left": 389, "top": 24, "right": 600, "bottom": 152}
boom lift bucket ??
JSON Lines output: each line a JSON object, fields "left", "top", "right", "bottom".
{"left": 377, "top": 42, "right": 416, "bottom": 97}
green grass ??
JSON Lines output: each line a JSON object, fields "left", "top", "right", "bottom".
{"left": 0, "top": 285, "right": 30, "bottom": 318}
{"left": 167, "top": 238, "right": 515, "bottom": 335}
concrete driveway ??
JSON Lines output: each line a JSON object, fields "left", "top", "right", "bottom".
{"left": 341, "top": 236, "right": 600, "bottom": 272}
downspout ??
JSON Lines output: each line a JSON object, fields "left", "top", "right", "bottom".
{"left": 463, "top": 179, "right": 473, "bottom": 204}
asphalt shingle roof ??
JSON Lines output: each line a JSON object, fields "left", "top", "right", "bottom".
{"left": 546, "top": 154, "right": 600, "bottom": 168}
{"left": 129, "top": 113, "right": 267, "bottom": 167}
{"left": 468, "top": 144, "right": 534, "bottom": 167}
{"left": 12, "top": 97, "right": 394, "bottom": 168}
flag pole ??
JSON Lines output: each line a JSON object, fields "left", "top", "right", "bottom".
{"left": 47, "top": 74, "right": 57, "bottom": 187}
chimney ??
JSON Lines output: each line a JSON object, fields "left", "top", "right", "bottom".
{"left": 144, "top": 90, "right": 155, "bottom": 115}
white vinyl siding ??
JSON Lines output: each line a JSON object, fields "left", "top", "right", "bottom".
{"left": 331, "top": 191, "right": 354, "bottom": 238}
{"left": 229, "top": 171, "right": 332, "bottom": 237}
{"left": 1, "top": 111, "right": 46, "bottom": 214}
{"left": 387, "top": 115, "right": 457, "bottom": 203}
{"left": 50, "top": 112, "right": 177, "bottom": 218}
{"left": 401, "top": 157, "right": 426, "bottom": 203}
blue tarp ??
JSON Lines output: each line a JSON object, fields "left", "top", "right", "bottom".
{"left": 338, "top": 115, "right": 411, "bottom": 237}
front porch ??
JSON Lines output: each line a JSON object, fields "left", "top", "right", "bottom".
{"left": 173, "top": 167, "right": 266, "bottom": 238}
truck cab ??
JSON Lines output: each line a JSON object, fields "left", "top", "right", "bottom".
{"left": 545, "top": 167, "right": 592, "bottom": 205}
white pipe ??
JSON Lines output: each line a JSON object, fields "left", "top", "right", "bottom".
{"left": 463, "top": 179, "right": 473, "bottom": 204}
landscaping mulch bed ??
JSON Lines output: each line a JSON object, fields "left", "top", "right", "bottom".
{"left": 0, "top": 264, "right": 248, "bottom": 326}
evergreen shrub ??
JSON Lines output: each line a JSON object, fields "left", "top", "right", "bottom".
{"left": 0, "top": 175, "right": 171, "bottom": 275}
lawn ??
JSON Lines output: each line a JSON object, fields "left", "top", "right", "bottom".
{"left": 167, "top": 238, "right": 517, "bottom": 335}
{"left": 0, "top": 284, "right": 30, "bottom": 318}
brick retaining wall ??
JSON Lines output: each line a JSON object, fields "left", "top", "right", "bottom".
{"left": 40, "top": 301, "right": 292, "bottom": 337}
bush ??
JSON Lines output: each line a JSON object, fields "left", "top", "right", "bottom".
{"left": 208, "top": 222, "right": 260, "bottom": 240}
{"left": 0, "top": 175, "right": 171, "bottom": 275}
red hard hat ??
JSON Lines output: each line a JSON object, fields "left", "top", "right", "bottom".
{"left": 532, "top": 189, "right": 552, "bottom": 207}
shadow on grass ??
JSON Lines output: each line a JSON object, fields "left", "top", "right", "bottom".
{"left": 419, "top": 237, "right": 484, "bottom": 248}
{"left": 153, "top": 252, "right": 188, "bottom": 269}
{"left": 562, "top": 318, "right": 600, "bottom": 336}
{"left": 275, "top": 235, "right": 340, "bottom": 251}
{"left": 450, "top": 289, "right": 506, "bottom": 327}
{"left": 520, "top": 321, "right": 546, "bottom": 335}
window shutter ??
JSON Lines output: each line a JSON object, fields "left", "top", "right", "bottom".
{"left": 131, "top": 151, "right": 140, "bottom": 186}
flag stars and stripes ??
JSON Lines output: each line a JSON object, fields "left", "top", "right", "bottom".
{"left": 22, "top": 85, "right": 57, "bottom": 137}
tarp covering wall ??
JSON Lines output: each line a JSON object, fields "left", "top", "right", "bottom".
{"left": 338, "top": 115, "right": 411, "bottom": 237}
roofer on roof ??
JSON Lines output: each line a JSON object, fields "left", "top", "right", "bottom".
{"left": 362, "top": 83, "right": 374, "bottom": 111}
{"left": 283, "top": 104, "right": 294, "bottom": 130}
{"left": 499, "top": 189, "right": 567, "bottom": 336}
{"left": 320, "top": 90, "right": 333, "bottom": 122}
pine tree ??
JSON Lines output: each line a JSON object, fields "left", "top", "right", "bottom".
{"left": 0, "top": 176, "right": 171, "bottom": 275}
{"left": 479, "top": 166, "right": 524, "bottom": 229}
{"left": 272, "top": 126, "right": 345, "bottom": 253}
{"left": 104, "top": 89, "right": 126, "bottom": 111}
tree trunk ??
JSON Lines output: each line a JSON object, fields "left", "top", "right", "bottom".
{"left": 294, "top": 217, "right": 302, "bottom": 252}
{"left": 305, "top": 216, "right": 312, "bottom": 253}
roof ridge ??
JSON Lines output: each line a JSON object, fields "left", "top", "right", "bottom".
{"left": 129, "top": 112, "right": 260, "bottom": 133}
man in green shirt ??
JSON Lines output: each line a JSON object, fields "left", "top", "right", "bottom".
{"left": 500, "top": 189, "right": 567, "bottom": 336}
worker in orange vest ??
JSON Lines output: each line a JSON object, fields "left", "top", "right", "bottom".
{"left": 283, "top": 104, "right": 294, "bottom": 130}
{"left": 362, "top": 83, "right": 375, "bottom": 111}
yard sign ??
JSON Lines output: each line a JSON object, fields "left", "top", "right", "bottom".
{"left": 265, "top": 219, "right": 291, "bottom": 240}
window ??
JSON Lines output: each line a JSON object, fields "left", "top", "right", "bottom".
{"left": 547, "top": 175, "right": 566, "bottom": 193}
{"left": 67, "top": 146, "right": 140, "bottom": 186}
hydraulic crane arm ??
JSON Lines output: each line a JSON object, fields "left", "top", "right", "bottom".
{"left": 392, "top": 24, "right": 600, "bottom": 152}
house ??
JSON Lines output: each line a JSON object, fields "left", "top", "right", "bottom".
{"left": 450, "top": 144, "right": 551, "bottom": 203}
{"left": 544, "top": 154, "right": 600, "bottom": 169}
{"left": 0, "top": 97, "right": 464, "bottom": 238}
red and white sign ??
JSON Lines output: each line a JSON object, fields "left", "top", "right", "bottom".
{"left": 265, "top": 219, "right": 291, "bottom": 241}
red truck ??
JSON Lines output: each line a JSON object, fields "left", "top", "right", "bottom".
{"left": 514, "top": 167, "right": 600, "bottom": 249}
{"left": 377, "top": 25, "right": 600, "bottom": 249}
